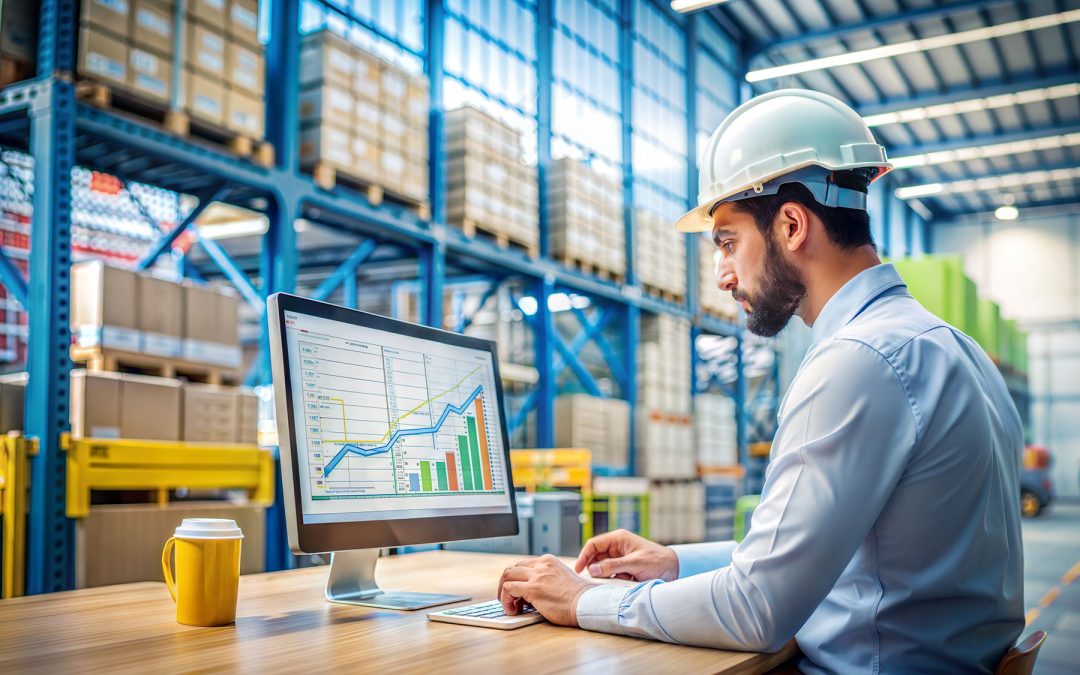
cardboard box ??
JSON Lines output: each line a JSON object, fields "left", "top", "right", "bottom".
{"left": 182, "top": 284, "right": 240, "bottom": 366}
{"left": 226, "top": 41, "right": 263, "bottom": 96}
{"left": 299, "top": 123, "right": 352, "bottom": 171}
{"left": 137, "top": 273, "right": 182, "bottom": 357}
{"left": 298, "top": 84, "right": 354, "bottom": 126}
{"left": 299, "top": 30, "right": 353, "bottom": 90}
{"left": 77, "top": 502, "right": 265, "bottom": 588}
{"left": 225, "top": 89, "right": 264, "bottom": 139}
{"left": 187, "top": 22, "right": 225, "bottom": 78}
{"left": 71, "top": 260, "right": 140, "bottom": 352}
{"left": 127, "top": 47, "right": 171, "bottom": 102}
{"left": 119, "top": 373, "right": 182, "bottom": 441}
{"left": 228, "top": 0, "right": 259, "bottom": 46}
{"left": 185, "top": 69, "right": 226, "bottom": 126}
{"left": 182, "top": 282, "right": 219, "bottom": 344}
{"left": 0, "top": 372, "right": 27, "bottom": 434}
{"left": 349, "top": 133, "right": 379, "bottom": 181}
{"left": 79, "top": 0, "right": 132, "bottom": 38}
{"left": 216, "top": 287, "right": 239, "bottom": 347}
{"left": 70, "top": 370, "right": 123, "bottom": 439}
{"left": 131, "top": 0, "right": 174, "bottom": 58}
{"left": 182, "top": 383, "right": 238, "bottom": 443}
{"left": 353, "top": 49, "right": 381, "bottom": 101}
{"left": 380, "top": 66, "right": 407, "bottom": 104}
{"left": 77, "top": 26, "right": 128, "bottom": 88}
{"left": 237, "top": 389, "right": 258, "bottom": 445}
{"left": 187, "top": 0, "right": 227, "bottom": 26}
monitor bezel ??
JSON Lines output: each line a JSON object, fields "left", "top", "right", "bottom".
{"left": 268, "top": 292, "right": 519, "bottom": 555}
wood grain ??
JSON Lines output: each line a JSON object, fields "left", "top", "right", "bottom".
{"left": 0, "top": 551, "right": 797, "bottom": 674}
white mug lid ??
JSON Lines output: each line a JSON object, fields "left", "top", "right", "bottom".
{"left": 174, "top": 518, "right": 244, "bottom": 540}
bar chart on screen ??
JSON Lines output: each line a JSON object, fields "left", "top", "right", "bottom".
{"left": 298, "top": 335, "right": 504, "bottom": 500}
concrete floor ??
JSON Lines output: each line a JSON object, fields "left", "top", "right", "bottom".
{"left": 1024, "top": 499, "right": 1080, "bottom": 674}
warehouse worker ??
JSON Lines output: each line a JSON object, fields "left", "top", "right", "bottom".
{"left": 497, "top": 89, "right": 1024, "bottom": 673}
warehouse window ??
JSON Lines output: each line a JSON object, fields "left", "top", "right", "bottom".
{"left": 444, "top": 0, "right": 538, "bottom": 161}
{"left": 694, "top": 17, "right": 739, "bottom": 164}
{"left": 631, "top": 0, "right": 687, "bottom": 221}
{"left": 552, "top": 0, "right": 622, "bottom": 180}
{"left": 300, "top": 0, "right": 425, "bottom": 73}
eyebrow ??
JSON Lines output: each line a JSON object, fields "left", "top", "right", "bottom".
{"left": 712, "top": 228, "right": 736, "bottom": 248}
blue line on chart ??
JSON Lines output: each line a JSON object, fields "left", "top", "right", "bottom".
{"left": 323, "top": 384, "right": 484, "bottom": 477}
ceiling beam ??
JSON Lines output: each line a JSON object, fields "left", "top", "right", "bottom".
{"left": 747, "top": 0, "right": 1014, "bottom": 62}
{"left": 894, "top": 163, "right": 1080, "bottom": 199}
{"left": 887, "top": 124, "right": 1080, "bottom": 168}
{"left": 857, "top": 71, "right": 1079, "bottom": 118}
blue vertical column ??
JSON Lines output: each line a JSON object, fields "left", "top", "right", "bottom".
{"left": 26, "top": 0, "right": 79, "bottom": 593}
{"left": 425, "top": 0, "right": 446, "bottom": 227}
{"left": 262, "top": 0, "right": 302, "bottom": 573}
{"left": 536, "top": 0, "right": 553, "bottom": 259}
{"left": 420, "top": 242, "right": 445, "bottom": 328}
{"left": 684, "top": 14, "right": 699, "bottom": 320}
{"left": 533, "top": 276, "right": 555, "bottom": 447}
{"left": 618, "top": 0, "right": 638, "bottom": 472}
{"left": 734, "top": 323, "right": 750, "bottom": 495}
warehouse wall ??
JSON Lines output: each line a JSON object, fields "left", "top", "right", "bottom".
{"left": 934, "top": 212, "right": 1080, "bottom": 498}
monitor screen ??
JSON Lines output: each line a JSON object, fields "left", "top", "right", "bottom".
{"left": 281, "top": 308, "right": 514, "bottom": 526}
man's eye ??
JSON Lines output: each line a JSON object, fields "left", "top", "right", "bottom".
{"left": 723, "top": 242, "right": 734, "bottom": 254}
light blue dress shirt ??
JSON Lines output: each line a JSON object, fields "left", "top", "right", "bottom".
{"left": 576, "top": 263, "right": 1025, "bottom": 673}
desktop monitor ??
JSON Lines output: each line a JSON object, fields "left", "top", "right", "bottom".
{"left": 268, "top": 293, "right": 519, "bottom": 609}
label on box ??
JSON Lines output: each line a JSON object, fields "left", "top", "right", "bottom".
{"left": 134, "top": 73, "right": 168, "bottom": 97}
{"left": 76, "top": 324, "right": 142, "bottom": 352}
{"left": 328, "top": 49, "right": 353, "bottom": 77}
{"left": 96, "top": 0, "right": 130, "bottom": 14}
{"left": 136, "top": 7, "right": 170, "bottom": 37}
{"left": 194, "top": 92, "right": 223, "bottom": 116}
{"left": 183, "top": 340, "right": 242, "bottom": 367}
{"left": 89, "top": 426, "right": 121, "bottom": 439}
{"left": 230, "top": 109, "right": 259, "bottom": 134}
{"left": 235, "top": 69, "right": 259, "bottom": 92}
{"left": 142, "top": 332, "right": 182, "bottom": 358}
{"left": 130, "top": 49, "right": 157, "bottom": 72}
{"left": 231, "top": 5, "right": 258, "bottom": 32}
{"left": 86, "top": 52, "right": 126, "bottom": 81}
{"left": 205, "top": 0, "right": 225, "bottom": 8}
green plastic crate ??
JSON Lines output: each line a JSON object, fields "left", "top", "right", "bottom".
{"left": 892, "top": 256, "right": 977, "bottom": 336}
{"left": 1001, "top": 319, "right": 1016, "bottom": 370}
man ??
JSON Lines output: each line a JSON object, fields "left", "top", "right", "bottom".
{"left": 497, "top": 89, "right": 1025, "bottom": 673}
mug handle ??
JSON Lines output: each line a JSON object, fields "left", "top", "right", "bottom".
{"left": 161, "top": 537, "right": 177, "bottom": 603}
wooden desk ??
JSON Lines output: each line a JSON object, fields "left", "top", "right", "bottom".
{"left": 0, "top": 551, "right": 797, "bottom": 674}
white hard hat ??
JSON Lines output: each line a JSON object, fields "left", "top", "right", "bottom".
{"left": 675, "top": 89, "right": 892, "bottom": 233}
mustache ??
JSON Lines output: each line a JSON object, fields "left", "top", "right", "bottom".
{"left": 732, "top": 289, "right": 749, "bottom": 303}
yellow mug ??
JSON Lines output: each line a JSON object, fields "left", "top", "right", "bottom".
{"left": 161, "top": 518, "right": 243, "bottom": 626}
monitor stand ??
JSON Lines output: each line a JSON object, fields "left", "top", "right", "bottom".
{"left": 325, "top": 549, "right": 470, "bottom": 610}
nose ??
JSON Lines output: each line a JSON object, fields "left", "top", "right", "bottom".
{"left": 716, "top": 257, "right": 738, "bottom": 292}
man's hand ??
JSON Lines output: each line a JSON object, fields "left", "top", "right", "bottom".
{"left": 574, "top": 529, "right": 679, "bottom": 582}
{"left": 497, "top": 554, "right": 594, "bottom": 626}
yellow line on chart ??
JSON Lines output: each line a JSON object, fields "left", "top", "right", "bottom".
{"left": 320, "top": 366, "right": 482, "bottom": 444}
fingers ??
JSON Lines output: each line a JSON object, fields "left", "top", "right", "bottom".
{"left": 587, "top": 551, "right": 639, "bottom": 579}
{"left": 575, "top": 531, "right": 622, "bottom": 572}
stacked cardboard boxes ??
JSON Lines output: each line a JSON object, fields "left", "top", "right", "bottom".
{"left": 636, "top": 409, "right": 694, "bottom": 479}
{"left": 75, "top": 0, "right": 265, "bottom": 140}
{"left": 553, "top": 394, "right": 630, "bottom": 468}
{"left": 694, "top": 394, "right": 738, "bottom": 468}
{"left": 548, "top": 158, "right": 624, "bottom": 276}
{"left": 72, "top": 260, "right": 241, "bottom": 369}
{"left": 648, "top": 480, "right": 705, "bottom": 545}
{"left": 635, "top": 209, "right": 685, "bottom": 298}
{"left": 638, "top": 314, "right": 692, "bottom": 413}
{"left": 299, "top": 29, "right": 429, "bottom": 201}
{"left": 444, "top": 106, "right": 539, "bottom": 252}
{"left": 699, "top": 241, "right": 740, "bottom": 319}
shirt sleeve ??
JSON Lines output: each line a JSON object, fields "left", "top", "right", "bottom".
{"left": 574, "top": 338, "right": 919, "bottom": 651}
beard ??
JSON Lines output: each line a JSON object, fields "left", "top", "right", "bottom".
{"left": 735, "top": 234, "right": 807, "bottom": 337}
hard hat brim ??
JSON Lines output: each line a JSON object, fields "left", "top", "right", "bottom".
{"left": 674, "top": 201, "right": 716, "bottom": 233}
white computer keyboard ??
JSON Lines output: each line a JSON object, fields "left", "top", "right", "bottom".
{"left": 427, "top": 599, "right": 545, "bottom": 630}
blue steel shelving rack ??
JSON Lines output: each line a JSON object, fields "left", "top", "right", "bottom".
{"left": 7, "top": 0, "right": 757, "bottom": 592}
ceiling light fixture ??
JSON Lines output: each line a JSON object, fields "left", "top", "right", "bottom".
{"left": 895, "top": 167, "right": 1080, "bottom": 199}
{"left": 889, "top": 131, "right": 1080, "bottom": 169}
{"left": 746, "top": 9, "right": 1080, "bottom": 82}
{"left": 670, "top": 0, "right": 731, "bottom": 12}
{"left": 864, "top": 83, "right": 1080, "bottom": 127}
{"left": 995, "top": 195, "right": 1019, "bottom": 221}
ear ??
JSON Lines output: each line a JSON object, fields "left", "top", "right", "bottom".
{"left": 775, "top": 201, "right": 811, "bottom": 252}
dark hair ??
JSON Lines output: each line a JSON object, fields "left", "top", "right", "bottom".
{"left": 730, "top": 171, "right": 875, "bottom": 250}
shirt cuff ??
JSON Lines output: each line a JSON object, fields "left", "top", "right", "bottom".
{"left": 575, "top": 583, "right": 632, "bottom": 635}
{"left": 670, "top": 540, "right": 738, "bottom": 578}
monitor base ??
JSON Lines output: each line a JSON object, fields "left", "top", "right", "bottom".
{"left": 325, "top": 549, "right": 470, "bottom": 611}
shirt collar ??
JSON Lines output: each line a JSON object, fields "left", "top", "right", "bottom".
{"left": 809, "top": 263, "right": 907, "bottom": 344}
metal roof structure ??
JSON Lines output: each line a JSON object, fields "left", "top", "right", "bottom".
{"left": 709, "top": 0, "right": 1079, "bottom": 219}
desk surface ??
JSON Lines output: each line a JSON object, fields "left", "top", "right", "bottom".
{"left": 0, "top": 551, "right": 796, "bottom": 674}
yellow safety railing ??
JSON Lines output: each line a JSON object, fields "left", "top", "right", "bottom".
{"left": 1, "top": 433, "right": 35, "bottom": 599}
{"left": 511, "top": 448, "right": 595, "bottom": 544}
{"left": 62, "top": 435, "right": 275, "bottom": 519}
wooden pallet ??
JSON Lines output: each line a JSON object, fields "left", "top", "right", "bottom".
{"left": 75, "top": 80, "right": 275, "bottom": 167}
{"left": 310, "top": 162, "right": 432, "bottom": 220}
{"left": 558, "top": 255, "right": 626, "bottom": 284}
{"left": 70, "top": 345, "right": 241, "bottom": 386}
{"left": 454, "top": 219, "right": 540, "bottom": 258}
{"left": 643, "top": 283, "right": 685, "bottom": 305}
